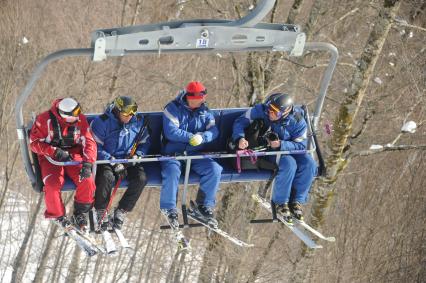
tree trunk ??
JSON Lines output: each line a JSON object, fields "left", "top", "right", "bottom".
{"left": 32, "top": 224, "right": 59, "bottom": 283}
{"left": 293, "top": 1, "right": 402, "bottom": 281}
{"left": 65, "top": 246, "right": 82, "bottom": 283}
{"left": 10, "top": 193, "right": 43, "bottom": 283}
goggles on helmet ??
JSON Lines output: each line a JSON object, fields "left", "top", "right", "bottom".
{"left": 114, "top": 96, "right": 138, "bottom": 116}
{"left": 118, "top": 104, "right": 137, "bottom": 116}
{"left": 268, "top": 103, "right": 292, "bottom": 119}
{"left": 186, "top": 89, "right": 207, "bottom": 100}
{"left": 58, "top": 104, "right": 81, "bottom": 123}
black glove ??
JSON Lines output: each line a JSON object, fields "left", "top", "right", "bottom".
{"left": 54, "top": 148, "right": 72, "bottom": 162}
{"left": 265, "top": 131, "right": 279, "bottom": 141}
{"left": 79, "top": 162, "right": 92, "bottom": 181}
{"left": 113, "top": 163, "right": 127, "bottom": 179}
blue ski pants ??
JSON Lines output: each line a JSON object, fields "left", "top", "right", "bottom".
{"left": 270, "top": 154, "right": 317, "bottom": 205}
{"left": 160, "top": 158, "right": 222, "bottom": 210}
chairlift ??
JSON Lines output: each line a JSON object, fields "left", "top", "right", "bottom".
{"left": 15, "top": 0, "right": 338, "bottom": 207}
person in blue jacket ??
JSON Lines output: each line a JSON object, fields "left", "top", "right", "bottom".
{"left": 160, "top": 81, "right": 222, "bottom": 228}
{"left": 232, "top": 93, "right": 317, "bottom": 222}
{"left": 91, "top": 96, "right": 150, "bottom": 230}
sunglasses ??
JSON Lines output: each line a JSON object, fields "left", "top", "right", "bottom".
{"left": 186, "top": 90, "right": 208, "bottom": 100}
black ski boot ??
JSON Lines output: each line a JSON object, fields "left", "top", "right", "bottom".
{"left": 72, "top": 213, "right": 88, "bottom": 232}
{"left": 277, "top": 203, "right": 293, "bottom": 224}
{"left": 190, "top": 201, "right": 218, "bottom": 229}
{"left": 112, "top": 208, "right": 127, "bottom": 230}
{"left": 54, "top": 215, "right": 72, "bottom": 229}
{"left": 161, "top": 208, "right": 180, "bottom": 230}
{"left": 96, "top": 209, "right": 109, "bottom": 231}
{"left": 290, "top": 202, "right": 304, "bottom": 221}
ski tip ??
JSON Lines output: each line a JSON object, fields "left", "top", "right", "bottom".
{"left": 85, "top": 250, "right": 98, "bottom": 257}
{"left": 107, "top": 251, "right": 119, "bottom": 257}
{"left": 325, "top": 237, "right": 336, "bottom": 242}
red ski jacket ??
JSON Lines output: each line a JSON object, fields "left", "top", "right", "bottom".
{"left": 30, "top": 99, "right": 97, "bottom": 163}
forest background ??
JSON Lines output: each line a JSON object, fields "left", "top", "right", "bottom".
{"left": 0, "top": 0, "right": 425, "bottom": 282}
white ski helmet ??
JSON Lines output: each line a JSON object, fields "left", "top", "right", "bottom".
{"left": 58, "top": 98, "right": 81, "bottom": 123}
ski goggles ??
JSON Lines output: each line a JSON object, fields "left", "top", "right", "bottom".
{"left": 268, "top": 103, "right": 292, "bottom": 119}
{"left": 59, "top": 104, "right": 81, "bottom": 117}
{"left": 59, "top": 104, "right": 81, "bottom": 123}
{"left": 186, "top": 90, "right": 208, "bottom": 100}
{"left": 119, "top": 104, "right": 137, "bottom": 116}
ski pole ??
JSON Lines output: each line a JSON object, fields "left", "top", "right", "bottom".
{"left": 98, "top": 177, "right": 122, "bottom": 227}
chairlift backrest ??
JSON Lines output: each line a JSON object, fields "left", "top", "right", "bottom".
{"left": 52, "top": 106, "right": 314, "bottom": 192}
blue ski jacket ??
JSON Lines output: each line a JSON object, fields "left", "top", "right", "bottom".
{"left": 162, "top": 91, "right": 219, "bottom": 155}
{"left": 90, "top": 105, "right": 151, "bottom": 160}
{"left": 232, "top": 104, "right": 308, "bottom": 151}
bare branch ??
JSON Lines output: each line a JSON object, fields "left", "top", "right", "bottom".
{"left": 349, "top": 144, "right": 426, "bottom": 158}
{"left": 314, "top": 8, "right": 360, "bottom": 34}
{"left": 393, "top": 17, "right": 426, "bottom": 32}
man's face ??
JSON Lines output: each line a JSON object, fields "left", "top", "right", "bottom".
{"left": 118, "top": 112, "right": 133, "bottom": 124}
{"left": 268, "top": 110, "right": 280, "bottom": 121}
{"left": 187, "top": 96, "right": 206, "bottom": 109}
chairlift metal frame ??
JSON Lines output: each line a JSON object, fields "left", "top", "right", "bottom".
{"left": 15, "top": 0, "right": 338, "bottom": 221}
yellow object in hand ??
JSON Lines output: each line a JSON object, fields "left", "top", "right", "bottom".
{"left": 189, "top": 134, "right": 203, "bottom": 146}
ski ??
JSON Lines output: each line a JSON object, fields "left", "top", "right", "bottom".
{"left": 160, "top": 213, "right": 191, "bottom": 251}
{"left": 53, "top": 221, "right": 99, "bottom": 257}
{"left": 90, "top": 209, "right": 118, "bottom": 254}
{"left": 101, "top": 230, "right": 118, "bottom": 254}
{"left": 112, "top": 228, "right": 131, "bottom": 249}
{"left": 292, "top": 219, "right": 336, "bottom": 242}
{"left": 75, "top": 228, "right": 107, "bottom": 254}
{"left": 251, "top": 194, "right": 322, "bottom": 249}
{"left": 187, "top": 201, "right": 254, "bottom": 248}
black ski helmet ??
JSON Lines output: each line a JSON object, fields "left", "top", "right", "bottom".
{"left": 113, "top": 96, "right": 138, "bottom": 116}
{"left": 265, "top": 93, "right": 293, "bottom": 119}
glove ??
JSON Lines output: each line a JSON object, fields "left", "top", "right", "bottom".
{"left": 113, "top": 163, "right": 127, "bottom": 179}
{"left": 79, "top": 162, "right": 92, "bottom": 181}
{"left": 54, "top": 148, "right": 72, "bottom": 162}
{"left": 238, "top": 138, "right": 249, "bottom": 150}
{"left": 189, "top": 134, "right": 203, "bottom": 146}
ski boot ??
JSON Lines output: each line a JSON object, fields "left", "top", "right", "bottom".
{"left": 161, "top": 208, "right": 180, "bottom": 230}
{"left": 96, "top": 209, "right": 109, "bottom": 231}
{"left": 190, "top": 202, "right": 218, "bottom": 229}
{"left": 289, "top": 202, "right": 304, "bottom": 221}
{"left": 54, "top": 215, "right": 72, "bottom": 229}
{"left": 277, "top": 203, "right": 293, "bottom": 224}
{"left": 111, "top": 208, "right": 127, "bottom": 230}
{"left": 72, "top": 213, "right": 88, "bottom": 232}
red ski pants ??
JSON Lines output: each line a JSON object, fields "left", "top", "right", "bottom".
{"left": 39, "top": 157, "right": 95, "bottom": 218}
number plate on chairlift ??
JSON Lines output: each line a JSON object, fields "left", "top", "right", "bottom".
{"left": 196, "top": 38, "right": 209, "bottom": 48}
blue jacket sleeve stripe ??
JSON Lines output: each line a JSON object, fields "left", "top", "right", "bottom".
{"left": 163, "top": 108, "right": 179, "bottom": 127}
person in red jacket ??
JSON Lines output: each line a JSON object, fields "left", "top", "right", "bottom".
{"left": 30, "top": 98, "right": 97, "bottom": 231}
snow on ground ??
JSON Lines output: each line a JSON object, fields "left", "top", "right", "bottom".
{"left": 0, "top": 190, "right": 204, "bottom": 282}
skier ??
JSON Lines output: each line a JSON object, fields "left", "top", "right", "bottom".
{"left": 232, "top": 93, "right": 317, "bottom": 222}
{"left": 90, "top": 96, "right": 150, "bottom": 230}
{"left": 160, "top": 81, "right": 222, "bottom": 228}
{"left": 29, "top": 98, "right": 97, "bottom": 231}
